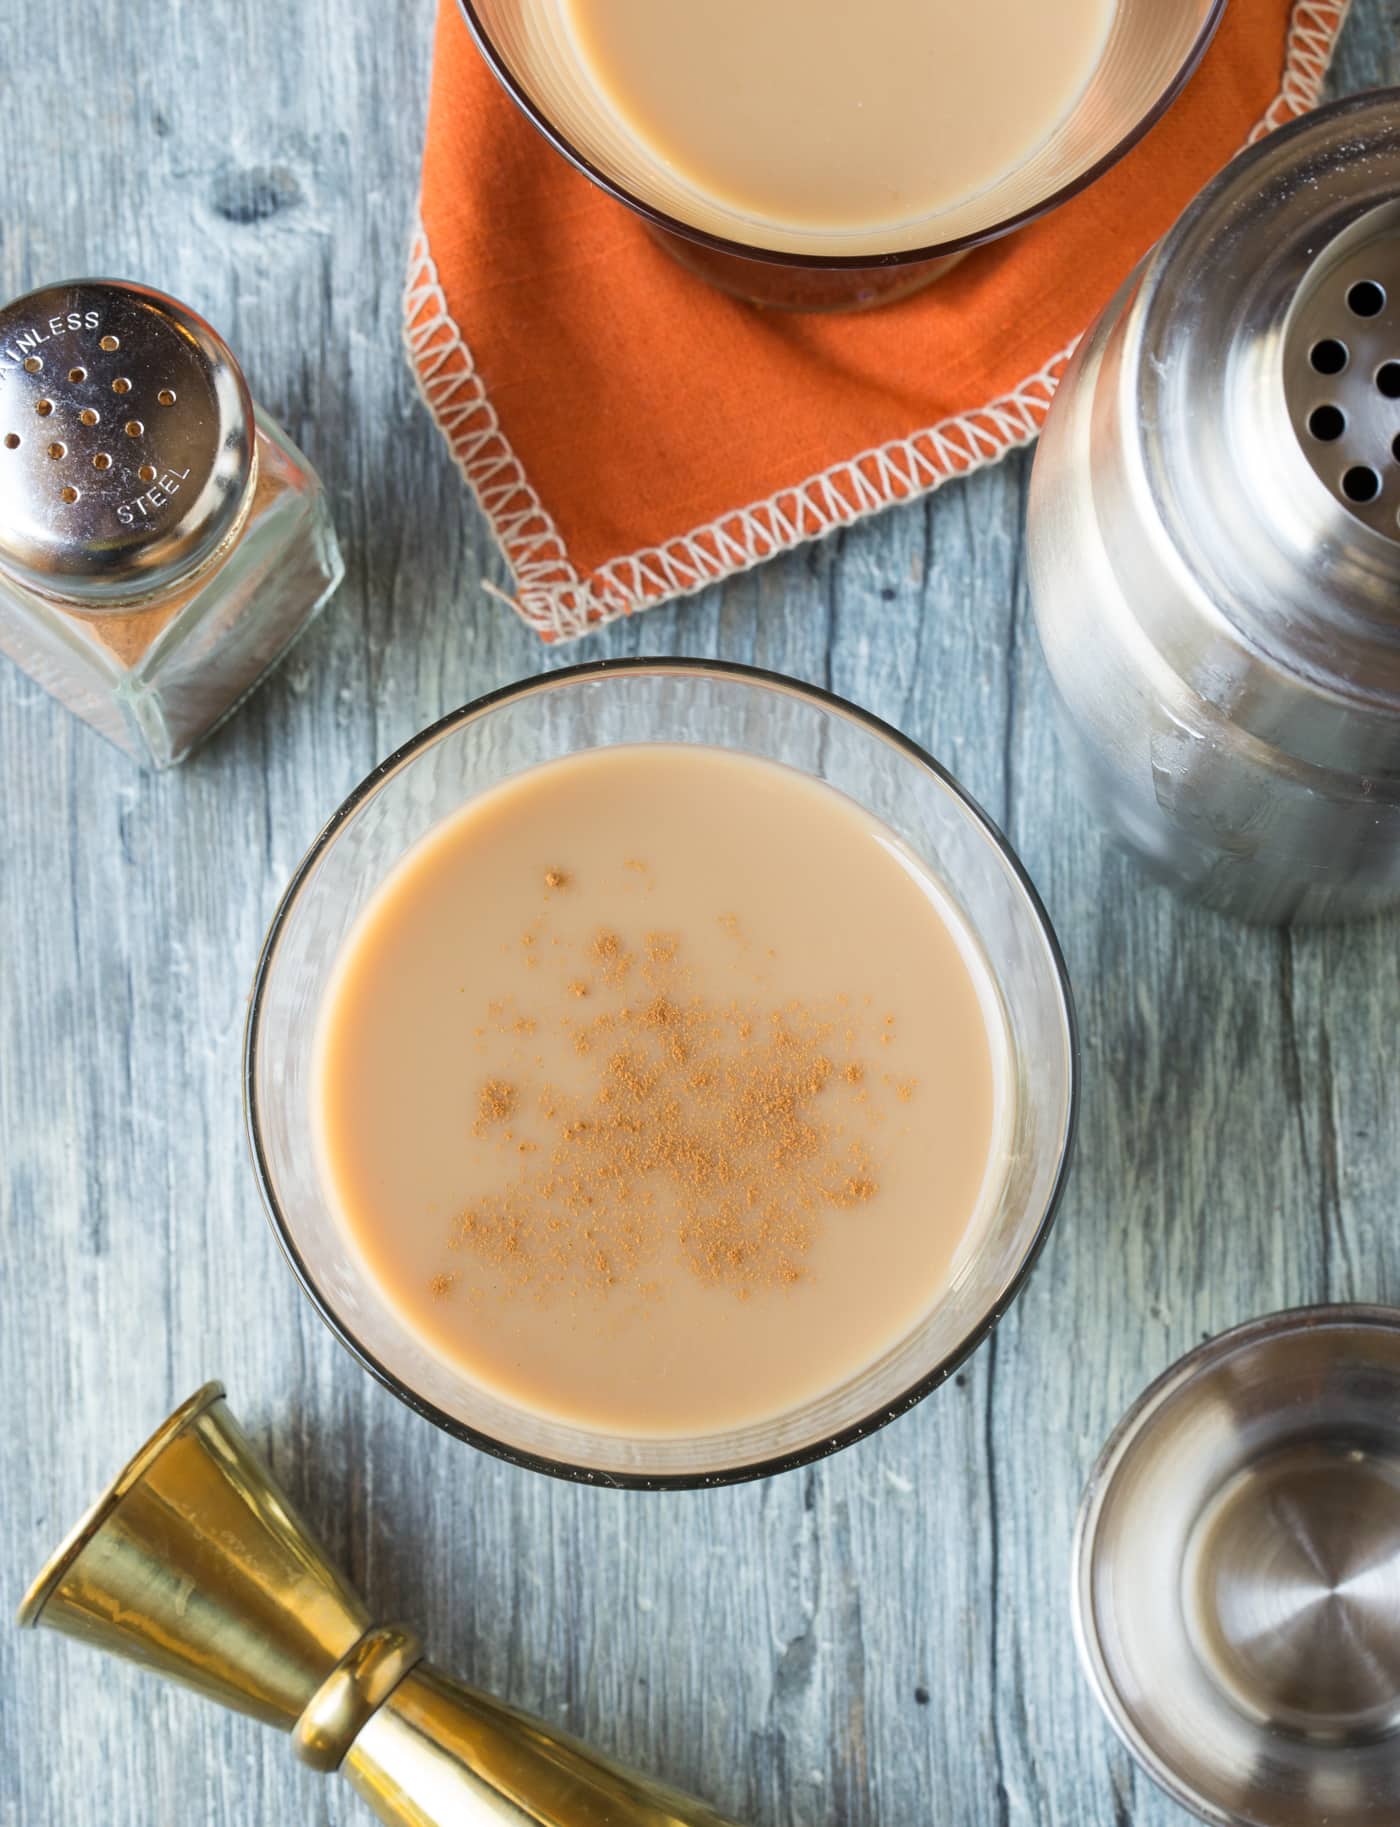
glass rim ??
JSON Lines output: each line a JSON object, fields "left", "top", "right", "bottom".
{"left": 455, "top": 0, "right": 1228, "bottom": 271}
{"left": 244, "top": 657, "right": 1080, "bottom": 1489}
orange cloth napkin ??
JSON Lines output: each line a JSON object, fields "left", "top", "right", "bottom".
{"left": 405, "top": 1, "right": 1348, "bottom": 641}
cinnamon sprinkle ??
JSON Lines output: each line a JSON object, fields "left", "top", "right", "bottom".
{"left": 432, "top": 878, "right": 916, "bottom": 1308}
{"left": 477, "top": 1079, "right": 516, "bottom": 1126}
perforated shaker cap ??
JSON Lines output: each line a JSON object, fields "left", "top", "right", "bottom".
{"left": 0, "top": 280, "right": 254, "bottom": 605}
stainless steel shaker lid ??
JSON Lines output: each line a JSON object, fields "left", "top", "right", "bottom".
{"left": 0, "top": 281, "right": 254, "bottom": 604}
{"left": 1074, "top": 1306, "right": 1400, "bottom": 1827}
{"left": 1127, "top": 90, "right": 1400, "bottom": 720}
{"left": 1283, "top": 198, "right": 1400, "bottom": 543}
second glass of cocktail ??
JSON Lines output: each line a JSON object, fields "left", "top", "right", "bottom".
{"left": 458, "top": 0, "right": 1224, "bottom": 309}
{"left": 246, "top": 661, "right": 1076, "bottom": 1485}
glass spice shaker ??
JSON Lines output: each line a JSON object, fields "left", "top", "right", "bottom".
{"left": 0, "top": 279, "right": 344, "bottom": 767}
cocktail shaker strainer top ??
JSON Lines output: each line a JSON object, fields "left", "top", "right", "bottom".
{"left": 1284, "top": 201, "right": 1400, "bottom": 541}
{"left": 1028, "top": 89, "right": 1400, "bottom": 924}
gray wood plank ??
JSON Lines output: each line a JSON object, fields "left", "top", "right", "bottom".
{"left": 2, "top": 3, "right": 1398, "bottom": 1824}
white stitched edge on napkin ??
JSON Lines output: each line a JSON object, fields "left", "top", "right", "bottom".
{"left": 404, "top": 0, "right": 1350, "bottom": 643}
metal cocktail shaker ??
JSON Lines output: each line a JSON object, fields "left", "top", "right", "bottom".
{"left": 1027, "top": 91, "right": 1400, "bottom": 925}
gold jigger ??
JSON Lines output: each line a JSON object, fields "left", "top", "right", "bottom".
{"left": 18, "top": 1383, "right": 741, "bottom": 1827}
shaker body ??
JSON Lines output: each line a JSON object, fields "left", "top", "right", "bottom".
{"left": 1028, "top": 300, "right": 1400, "bottom": 926}
{"left": 1027, "top": 96, "right": 1400, "bottom": 926}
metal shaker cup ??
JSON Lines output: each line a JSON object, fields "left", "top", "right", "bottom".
{"left": 1027, "top": 90, "right": 1400, "bottom": 924}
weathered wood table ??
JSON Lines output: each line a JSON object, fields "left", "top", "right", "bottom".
{"left": 3, "top": 5, "right": 1398, "bottom": 1822}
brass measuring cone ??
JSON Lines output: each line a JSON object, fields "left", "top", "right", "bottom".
{"left": 19, "top": 1383, "right": 740, "bottom": 1827}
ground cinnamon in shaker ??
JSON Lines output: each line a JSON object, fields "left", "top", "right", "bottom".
{"left": 0, "top": 281, "right": 343, "bottom": 767}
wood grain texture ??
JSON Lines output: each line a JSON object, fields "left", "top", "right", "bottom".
{"left": 2, "top": 5, "right": 1398, "bottom": 1823}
